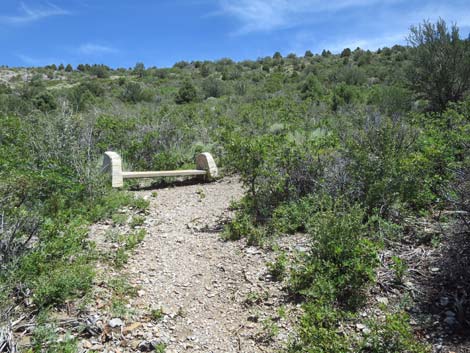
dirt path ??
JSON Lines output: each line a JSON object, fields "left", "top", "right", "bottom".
{"left": 85, "top": 177, "right": 297, "bottom": 353}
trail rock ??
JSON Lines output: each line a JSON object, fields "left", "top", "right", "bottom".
{"left": 109, "top": 318, "right": 124, "bottom": 328}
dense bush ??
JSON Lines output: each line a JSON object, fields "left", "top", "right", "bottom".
{"left": 408, "top": 19, "right": 470, "bottom": 111}
{"left": 290, "top": 203, "right": 379, "bottom": 308}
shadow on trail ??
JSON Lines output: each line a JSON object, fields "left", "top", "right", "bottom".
{"left": 129, "top": 177, "right": 213, "bottom": 191}
{"left": 415, "top": 223, "right": 470, "bottom": 348}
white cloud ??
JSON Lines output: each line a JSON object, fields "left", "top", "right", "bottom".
{"left": 216, "top": 0, "right": 402, "bottom": 33}
{"left": 0, "top": 2, "right": 70, "bottom": 25}
{"left": 77, "top": 43, "right": 118, "bottom": 55}
{"left": 17, "top": 53, "right": 61, "bottom": 66}
{"left": 268, "top": 1, "right": 470, "bottom": 56}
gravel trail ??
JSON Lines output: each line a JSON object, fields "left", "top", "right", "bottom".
{"left": 116, "top": 177, "right": 294, "bottom": 353}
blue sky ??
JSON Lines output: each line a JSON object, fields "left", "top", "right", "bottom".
{"left": 0, "top": 0, "right": 469, "bottom": 68}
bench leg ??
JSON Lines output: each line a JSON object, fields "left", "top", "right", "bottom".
{"left": 103, "top": 151, "right": 124, "bottom": 188}
{"left": 196, "top": 153, "right": 218, "bottom": 180}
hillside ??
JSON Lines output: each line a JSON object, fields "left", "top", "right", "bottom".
{"left": 1, "top": 19, "right": 470, "bottom": 353}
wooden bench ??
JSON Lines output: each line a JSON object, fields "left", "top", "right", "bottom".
{"left": 103, "top": 151, "right": 218, "bottom": 188}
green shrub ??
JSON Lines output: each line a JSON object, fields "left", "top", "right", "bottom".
{"left": 32, "top": 261, "right": 94, "bottom": 307}
{"left": 269, "top": 196, "right": 322, "bottom": 235}
{"left": 288, "top": 303, "right": 350, "bottom": 353}
{"left": 338, "top": 111, "right": 427, "bottom": 214}
{"left": 120, "top": 82, "right": 153, "bottom": 103}
{"left": 15, "top": 220, "right": 95, "bottom": 307}
{"left": 32, "top": 312, "right": 78, "bottom": 353}
{"left": 124, "top": 229, "right": 146, "bottom": 250}
{"left": 290, "top": 203, "right": 379, "bottom": 308}
{"left": 391, "top": 256, "right": 407, "bottom": 284}
{"left": 223, "top": 211, "right": 266, "bottom": 245}
{"left": 360, "top": 312, "right": 430, "bottom": 353}
{"left": 114, "top": 248, "right": 129, "bottom": 268}
{"left": 130, "top": 215, "right": 146, "bottom": 228}
{"left": 267, "top": 251, "right": 287, "bottom": 281}
{"left": 175, "top": 80, "right": 197, "bottom": 104}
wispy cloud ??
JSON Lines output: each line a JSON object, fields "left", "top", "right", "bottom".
{"left": 216, "top": 0, "right": 402, "bottom": 34}
{"left": 222, "top": 0, "right": 470, "bottom": 56}
{"left": 76, "top": 43, "right": 118, "bottom": 56}
{"left": 0, "top": 2, "right": 70, "bottom": 25}
{"left": 17, "top": 53, "right": 61, "bottom": 66}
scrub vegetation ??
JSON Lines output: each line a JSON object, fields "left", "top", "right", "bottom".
{"left": 1, "top": 18, "right": 469, "bottom": 352}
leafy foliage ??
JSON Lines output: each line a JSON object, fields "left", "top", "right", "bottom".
{"left": 408, "top": 19, "right": 470, "bottom": 111}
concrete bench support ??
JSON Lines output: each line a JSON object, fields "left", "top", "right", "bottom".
{"left": 103, "top": 151, "right": 218, "bottom": 188}
{"left": 103, "top": 151, "right": 124, "bottom": 188}
{"left": 196, "top": 152, "right": 218, "bottom": 180}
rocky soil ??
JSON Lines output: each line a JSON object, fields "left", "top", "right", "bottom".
{"left": 80, "top": 177, "right": 300, "bottom": 353}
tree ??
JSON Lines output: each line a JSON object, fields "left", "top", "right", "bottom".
{"left": 340, "top": 48, "right": 351, "bottom": 58}
{"left": 273, "top": 51, "right": 283, "bottom": 65}
{"left": 90, "top": 64, "right": 110, "bottom": 78}
{"left": 175, "top": 80, "right": 197, "bottom": 104}
{"left": 202, "top": 77, "right": 225, "bottom": 98}
{"left": 65, "top": 64, "right": 73, "bottom": 72}
{"left": 133, "top": 62, "right": 145, "bottom": 78}
{"left": 304, "top": 50, "right": 314, "bottom": 58}
{"left": 408, "top": 19, "right": 470, "bottom": 112}
{"left": 300, "top": 74, "right": 323, "bottom": 101}
{"left": 120, "top": 82, "right": 152, "bottom": 103}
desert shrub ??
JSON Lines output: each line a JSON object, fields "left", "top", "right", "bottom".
{"left": 175, "top": 80, "right": 197, "bottom": 104}
{"left": 408, "top": 19, "right": 470, "bottom": 112}
{"left": 336, "top": 65, "right": 367, "bottom": 85}
{"left": 33, "top": 91, "right": 57, "bottom": 112}
{"left": 367, "top": 85, "right": 413, "bottom": 114}
{"left": 269, "top": 196, "right": 319, "bottom": 235}
{"left": 300, "top": 74, "right": 323, "bottom": 101}
{"left": 289, "top": 203, "right": 379, "bottom": 308}
{"left": 32, "top": 312, "right": 78, "bottom": 353}
{"left": 224, "top": 129, "right": 337, "bottom": 222}
{"left": 288, "top": 303, "right": 349, "bottom": 353}
{"left": 202, "top": 77, "right": 226, "bottom": 98}
{"left": 89, "top": 64, "right": 110, "bottom": 78}
{"left": 68, "top": 84, "right": 95, "bottom": 112}
{"left": 331, "top": 83, "right": 360, "bottom": 110}
{"left": 337, "top": 111, "right": 426, "bottom": 214}
{"left": 223, "top": 211, "right": 266, "bottom": 246}
{"left": 120, "top": 82, "right": 153, "bottom": 103}
{"left": 94, "top": 115, "right": 137, "bottom": 152}
{"left": 13, "top": 219, "right": 94, "bottom": 307}
{"left": 359, "top": 312, "right": 430, "bottom": 353}
{"left": 267, "top": 251, "right": 287, "bottom": 281}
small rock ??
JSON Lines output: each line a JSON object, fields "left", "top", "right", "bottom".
{"left": 123, "top": 322, "right": 142, "bottom": 334}
{"left": 439, "top": 297, "right": 449, "bottom": 306}
{"left": 430, "top": 267, "right": 440, "bottom": 273}
{"left": 82, "top": 340, "right": 92, "bottom": 349}
{"left": 377, "top": 297, "right": 389, "bottom": 305}
{"left": 245, "top": 247, "right": 261, "bottom": 255}
{"left": 356, "top": 323, "right": 366, "bottom": 330}
{"left": 295, "top": 246, "right": 308, "bottom": 253}
{"left": 138, "top": 341, "right": 154, "bottom": 351}
{"left": 109, "top": 318, "right": 124, "bottom": 328}
{"left": 444, "top": 316, "right": 457, "bottom": 326}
